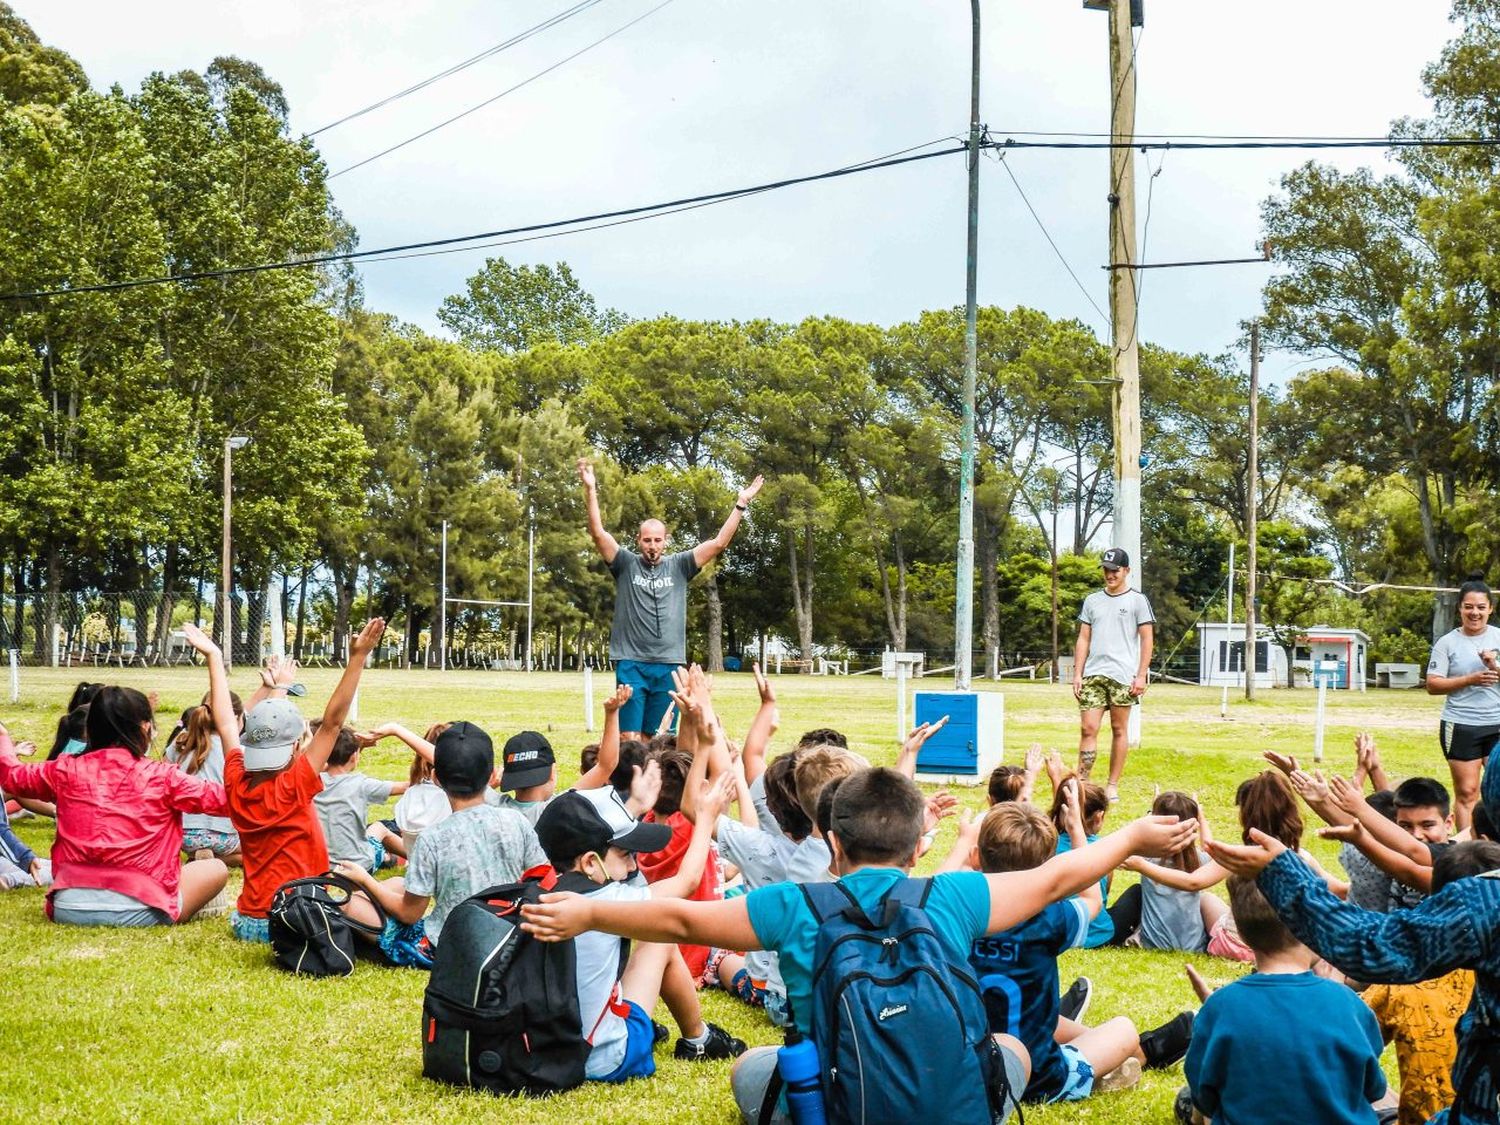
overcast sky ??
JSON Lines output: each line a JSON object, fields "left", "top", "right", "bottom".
{"left": 28, "top": 1, "right": 1459, "bottom": 383}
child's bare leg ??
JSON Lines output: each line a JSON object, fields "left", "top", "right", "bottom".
{"left": 1055, "top": 1015, "right": 1085, "bottom": 1044}
{"left": 178, "top": 857, "right": 229, "bottom": 920}
{"left": 622, "top": 942, "right": 706, "bottom": 1039}
{"left": 717, "top": 952, "right": 747, "bottom": 989}
{"left": 1070, "top": 1016, "right": 1145, "bottom": 1074}
{"left": 370, "top": 821, "right": 405, "bottom": 860}
{"left": 342, "top": 878, "right": 401, "bottom": 940}
{"left": 1199, "top": 891, "right": 1228, "bottom": 931}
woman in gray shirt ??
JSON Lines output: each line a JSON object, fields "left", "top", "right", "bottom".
{"left": 1427, "top": 576, "right": 1500, "bottom": 833}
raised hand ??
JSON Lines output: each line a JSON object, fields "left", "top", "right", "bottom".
{"left": 603, "top": 684, "right": 632, "bottom": 715}
{"left": 901, "top": 716, "right": 949, "bottom": 760}
{"left": 1024, "top": 743, "right": 1043, "bottom": 776}
{"left": 737, "top": 475, "right": 765, "bottom": 506}
{"left": 1131, "top": 814, "right": 1201, "bottom": 859}
{"left": 1206, "top": 828, "right": 1287, "bottom": 877}
{"left": 752, "top": 661, "right": 775, "bottom": 706}
{"left": 577, "top": 458, "right": 597, "bottom": 490}
{"left": 1045, "top": 749, "right": 1066, "bottom": 792}
{"left": 697, "top": 770, "right": 735, "bottom": 822}
{"left": 1289, "top": 768, "right": 1330, "bottom": 806}
{"left": 1327, "top": 773, "right": 1365, "bottom": 815}
{"left": 1184, "top": 964, "right": 1214, "bottom": 1002}
{"left": 181, "top": 623, "right": 222, "bottom": 659}
{"left": 350, "top": 618, "right": 386, "bottom": 659}
{"left": 1262, "top": 750, "right": 1298, "bottom": 776}
{"left": 924, "top": 791, "right": 959, "bottom": 834}
{"left": 1317, "top": 823, "right": 1362, "bottom": 844}
{"left": 628, "top": 759, "right": 663, "bottom": 815}
{"left": 1062, "top": 779, "right": 1085, "bottom": 836}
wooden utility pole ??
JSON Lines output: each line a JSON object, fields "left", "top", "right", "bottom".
{"left": 1105, "top": 0, "right": 1142, "bottom": 589}
{"left": 1245, "top": 321, "right": 1260, "bottom": 700}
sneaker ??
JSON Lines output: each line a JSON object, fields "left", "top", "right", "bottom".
{"left": 652, "top": 1019, "right": 670, "bottom": 1045}
{"left": 196, "top": 887, "right": 229, "bottom": 920}
{"left": 1141, "top": 1010, "right": 1194, "bottom": 1070}
{"left": 1058, "top": 976, "right": 1093, "bottom": 1023}
{"left": 674, "top": 1021, "right": 746, "bottom": 1061}
{"left": 1093, "top": 1055, "right": 1141, "bottom": 1093}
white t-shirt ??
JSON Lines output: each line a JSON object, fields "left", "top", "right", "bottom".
{"left": 394, "top": 780, "right": 451, "bottom": 833}
{"left": 1078, "top": 588, "right": 1155, "bottom": 685}
{"left": 577, "top": 881, "right": 652, "bottom": 1078}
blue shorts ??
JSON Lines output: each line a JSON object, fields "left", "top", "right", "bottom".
{"left": 1047, "top": 1042, "right": 1096, "bottom": 1102}
{"left": 615, "top": 660, "right": 680, "bottom": 733}
{"left": 593, "top": 999, "right": 657, "bottom": 1083}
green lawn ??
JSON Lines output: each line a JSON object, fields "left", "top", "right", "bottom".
{"left": 0, "top": 669, "right": 1442, "bottom": 1123}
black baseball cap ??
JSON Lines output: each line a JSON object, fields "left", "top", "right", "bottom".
{"left": 500, "top": 730, "right": 555, "bottom": 790}
{"left": 1101, "top": 547, "right": 1130, "bottom": 570}
{"left": 434, "top": 721, "right": 494, "bottom": 796}
{"left": 535, "top": 787, "right": 671, "bottom": 866}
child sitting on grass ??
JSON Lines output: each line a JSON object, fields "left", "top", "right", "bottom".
{"left": 1178, "top": 874, "right": 1388, "bottom": 1124}
{"left": 969, "top": 789, "right": 1193, "bottom": 1104}
{"left": 185, "top": 619, "right": 385, "bottom": 944}
{"left": 521, "top": 765, "right": 1200, "bottom": 1124}
{"left": 1109, "top": 790, "right": 1226, "bottom": 953}
{"left": 533, "top": 773, "right": 746, "bottom": 1080}
{"left": 1049, "top": 773, "right": 1115, "bottom": 948}
{"left": 335, "top": 721, "right": 545, "bottom": 949}
{"left": 314, "top": 724, "right": 407, "bottom": 871}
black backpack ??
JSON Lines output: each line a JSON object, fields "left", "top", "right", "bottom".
{"left": 268, "top": 872, "right": 386, "bottom": 977}
{"left": 421, "top": 869, "right": 607, "bottom": 1097}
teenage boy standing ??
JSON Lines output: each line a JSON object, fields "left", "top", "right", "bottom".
{"left": 1073, "top": 547, "right": 1154, "bottom": 801}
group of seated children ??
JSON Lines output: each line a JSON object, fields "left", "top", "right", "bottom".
{"left": 8, "top": 639, "right": 1500, "bottom": 1125}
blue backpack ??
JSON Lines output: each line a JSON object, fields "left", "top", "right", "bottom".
{"left": 798, "top": 878, "right": 1012, "bottom": 1125}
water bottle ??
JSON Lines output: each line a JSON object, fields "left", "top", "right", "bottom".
{"left": 777, "top": 1030, "right": 827, "bottom": 1125}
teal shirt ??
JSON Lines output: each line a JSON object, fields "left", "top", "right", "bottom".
{"left": 1055, "top": 833, "right": 1114, "bottom": 947}
{"left": 745, "top": 867, "right": 992, "bottom": 1033}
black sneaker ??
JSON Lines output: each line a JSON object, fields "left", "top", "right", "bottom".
{"left": 1141, "top": 1010, "right": 1194, "bottom": 1070}
{"left": 652, "top": 1019, "right": 670, "bottom": 1045}
{"left": 674, "top": 1021, "right": 746, "bottom": 1061}
{"left": 1058, "top": 976, "right": 1093, "bottom": 1022}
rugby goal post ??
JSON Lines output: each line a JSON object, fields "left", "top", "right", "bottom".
{"left": 439, "top": 516, "right": 535, "bottom": 672}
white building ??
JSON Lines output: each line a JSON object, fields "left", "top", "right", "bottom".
{"left": 1292, "top": 627, "right": 1371, "bottom": 691}
{"left": 1197, "top": 622, "right": 1289, "bottom": 689}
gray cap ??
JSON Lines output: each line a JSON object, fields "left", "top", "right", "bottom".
{"left": 242, "top": 697, "right": 306, "bottom": 771}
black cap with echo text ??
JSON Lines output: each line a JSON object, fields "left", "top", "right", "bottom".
{"left": 1101, "top": 547, "right": 1130, "bottom": 570}
{"left": 501, "top": 730, "right": 555, "bottom": 791}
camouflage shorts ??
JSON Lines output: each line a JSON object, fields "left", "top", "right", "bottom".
{"left": 1078, "top": 675, "right": 1137, "bottom": 711}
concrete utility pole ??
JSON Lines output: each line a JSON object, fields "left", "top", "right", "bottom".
{"left": 221, "top": 435, "right": 250, "bottom": 667}
{"left": 1090, "top": 0, "right": 1143, "bottom": 590}
{"left": 1245, "top": 321, "right": 1260, "bottom": 701}
{"left": 953, "top": 0, "right": 982, "bottom": 691}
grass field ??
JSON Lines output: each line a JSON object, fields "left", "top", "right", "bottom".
{"left": 0, "top": 668, "right": 1444, "bottom": 1123}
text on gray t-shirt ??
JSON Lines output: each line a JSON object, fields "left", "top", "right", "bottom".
{"left": 608, "top": 548, "right": 700, "bottom": 665}
{"left": 1078, "top": 588, "right": 1155, "bottom": 685}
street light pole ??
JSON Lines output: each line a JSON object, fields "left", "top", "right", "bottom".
{"left": 221, "top": 435, "right": 250, "bottom": 667}
{"left": 954, "top": 0, "right": 982, "bottom": 691}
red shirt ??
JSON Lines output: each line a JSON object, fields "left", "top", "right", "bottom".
{"left": 638, "top": 809, "right": 722, "bottom": 980}
{"left": 0, "top": 734, "right": 228, "bottom": 920}
{"left": 224, "top": 750, "right": 328, "bottom": 918}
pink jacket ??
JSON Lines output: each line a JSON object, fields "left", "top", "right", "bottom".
{"left": 0, "top": 732, "right": 228, "bottom": 920}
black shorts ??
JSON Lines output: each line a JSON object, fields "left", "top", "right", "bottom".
{"left": 1439, "top": 720, "right": 1500, "bottom": 763}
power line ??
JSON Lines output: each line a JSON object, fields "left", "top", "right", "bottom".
{"left": 996, "top": 137, "right": 1500, "bottom": 150}
{"left": 328, "top": 0, "right": 675, "bottom": 178}
{"left": 359, "top": 135, "right": 960, "bottom": 266}
{"left": 0, "top": 141, "right": 967, "bottom": 300}
{"left": 307, "top": 0, "right": 609, "bottom": 137}
{"left": 997, "top": 129, "right": 1434, "bottom": 142}
{"left": 992, "top": 152, "right": 1109, "bottom": 330}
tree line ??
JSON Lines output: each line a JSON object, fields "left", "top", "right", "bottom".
{"left": 2, "top": 2, "right": 1498, "bottom": 673}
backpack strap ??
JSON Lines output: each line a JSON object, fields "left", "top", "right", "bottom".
{"left": 877, "top": 876, "right": 934, "bottom": 926}
{"left": 800, "top": 880, "right": 876, "bottom": 929}
{"left": 276, "top": 872, "right": 386, "bottom": 937}
{"left": 756, "top": 1068, "right": 787, "bottom": 1125}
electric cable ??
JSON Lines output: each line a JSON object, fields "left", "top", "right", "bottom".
{"left": 328, "top": 0, "right": 674, "bottom": 178}
{"left": 307, "top": 0, "right": 609, "bottom": 137}
{"left": 993, "top": 152, "right": 1109, "bottom": 330}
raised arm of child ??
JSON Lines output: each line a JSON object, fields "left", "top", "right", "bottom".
{"left": 1061, "top": 781, "right": 1103, "bottom": 919}
{"left": 303, "top": 619, "right": 385, "bottom": 774}
{"left": 1329, "top": 774, "right": 1432, "bottom": 868}
{"left": 742, "top": 662, "right": 778, "bottom": 786}
{"left": 1356, "top": 733, "right": 1391, "bottom": 793}
{"left": 1122, "top": 854, "right": 1227, "bottom": 893}
{"left": 360, "top": 722, "right": 436, "bottom": 764}
{"left": 895, "top": 716, "right": 949, "bottom": 779}
{"left": 181, "top": 623, "right": 240, "bottom": 752}
{"left": 936, "top": 807, "right": 983, "bottom": 874}
{"left": 650, "top": 772, "right": 733, "bottom": 900}
{"left": 577, "top": 684, "right": 629, "bottom": 790}
{"left": 245, "top": 653, "right": 299, "bottom": 714}
{"left": 988, "top": 815, "right": 1199, "bottom": 935}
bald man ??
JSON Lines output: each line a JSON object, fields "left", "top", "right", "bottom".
{"left": 578, "top": 458, "right": 763, "bottom": 740}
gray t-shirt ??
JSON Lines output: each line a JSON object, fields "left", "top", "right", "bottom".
{"left": 483, "top": 788, "right": 549, "bottom": 827}
{"left": 607, "top": 548, "right": 700, "bottom": 664}
{"left": 1078, "top": 588, "right": 1155, "bottom": 685}
{"left": 314, "top": 772, "right": 395, "bottom": 866}
{"left": 1428, "top": 625, "right": 1500, "bottom": 725}
{"left": 406, "top": 803, "right": 547, "bottom": 943}
{"left": 1138, "top": 854, "right": 1208, "bottom": 952}
{"left": 166, "top": 734, "right": 234, "bottom": 836}
{"left": 1338, "top": 842, "right": 1392, "bottom": 914}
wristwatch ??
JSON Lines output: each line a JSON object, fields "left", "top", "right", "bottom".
{"left": 735, "top": 502, "right": 748, "bottom": 512}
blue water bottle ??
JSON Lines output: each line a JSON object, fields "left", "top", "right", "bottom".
{"left": 777, "top": 1030, "right": 827, "bottom": 1125}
